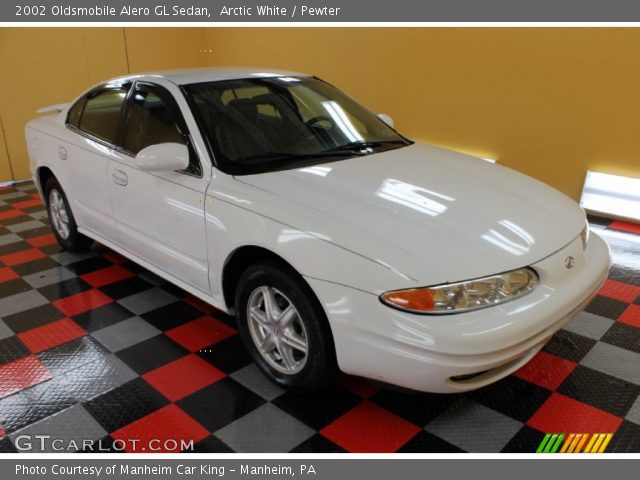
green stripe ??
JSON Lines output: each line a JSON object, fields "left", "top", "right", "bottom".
{"left": 537, "top": 433, "right": 552, "bottom": 453}
{"left": 550, "top": 433, "right": 566, "bottom": 453}
{"left": 543, "top": 434, "right": 559, "bottom": 453}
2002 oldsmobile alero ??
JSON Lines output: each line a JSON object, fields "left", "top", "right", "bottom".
{"left": 25, "top": 68, "right": 610, "bottom": 393}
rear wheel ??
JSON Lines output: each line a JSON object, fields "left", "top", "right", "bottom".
{"left": 236, "top": 261, "right": 337, "bottom": 393}
{"left": 44, "top": 177, "right": 93, "bottom": 252}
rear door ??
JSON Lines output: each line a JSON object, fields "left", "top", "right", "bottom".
{"left": 63, "top": 83, "right": 130, "bottom": 241}
{"left": 108, "top": 80, "right": 211, "bottom": 293}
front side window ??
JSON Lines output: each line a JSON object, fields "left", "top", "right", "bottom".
{"left": 125, "top": 87, "right": 185, "bottom": 155}
{"left": 78, "top": 88, "right": 128, "bottom": 144}
{"left": 184, "top": 76, "right": 410, "bottom": 174}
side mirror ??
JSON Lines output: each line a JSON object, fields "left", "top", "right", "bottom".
{"left": 377, "top": 113, "right": 394, "bottom": 128}
{"left": 134, "top": 143, "right": 189, "bottom": 172}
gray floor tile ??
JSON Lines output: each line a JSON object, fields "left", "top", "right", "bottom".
{"left": 0, "top": 233, "right": 22, "bottom": 246}
{"left": 91, "top": 316, "right": 160, "bottom": 352}
{"left": 9, "top": 404, "right": 106, "bottom": 452}
{"left": 425, "top": 398, "right": 523, "bottom": 452}
{"left": 118, "top": 288, "right": 177, "bottom": 315}
{"left": 0, "top": 319, "right": 13, "bottom": 340}
{"left": 563, "top": 312, "right": 614, "bottom": 340}
{"left": 23, "top": 266, "right": 76, "bottom": 289}
{"left": 231, "top": 364, "right": 285, "bottom": 401}
{"left": 216, "top": 404, "right": 314, "bottom": 452}
{"left": 0, "top": 290, "right": 48, "bottom": 318}
{"left": 50, "top": 250, "right": 97, "bottom": 266}
{"left": 0, "top": 191, "right": 28, "bottom": 201}
{"left": 582, "top": 342, "right": 640, "bottom": 385}
{"left": 62, "top": 355, "right": 138, "bottom": 402}
{"left": 28, "top": 210, "right": 49, "bottom": 221}
{"left": 626, "top": 396, "right": 640, "bottom": 425}
{"left": 6, "top": 220, "right": 45, "bottom": 233}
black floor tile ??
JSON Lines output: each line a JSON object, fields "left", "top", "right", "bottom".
{"left": 177, "top": 377, "right": 265, "bottom": 432}
{"left": 273, "top": 386, "right": 361, "bottom": 430}
{"left": 115, "top": 335, "right": 189, "bottom": 374}
{"left": 83, "top": 378, "right": 169, "bottom": 432}
{"left": 397, "top": 430, "right": 463, "bottom": 453}
{"left": 196, "top": 335, "right": 253, "bottom": 374}
{"left": 542, "top": 329, "right": 597, "bottom": 363}
{"left": 557, "top": 365, "right": 640, "bottom": 417}
{"left": 73, "top": 303, "right": 135, "bottom": 332}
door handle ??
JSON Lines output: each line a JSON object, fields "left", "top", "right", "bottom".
{"left": 112, "top": 169, "right": 128, "bottom": 186}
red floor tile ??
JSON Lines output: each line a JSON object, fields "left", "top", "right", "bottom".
{"left": 598, "top": 279, "right": 640, "bottom": 304}
{"left": 18, "top": 318, "right": 86, "bottom": 354}
{"left": 143, "top": 354, "right": 225, "bottom": 402}
{"left": 0, "top": 248, "right": 46, "bottom": 266}
{"left": 514, "top": 351, "right": 577, "bottom": 391}
{"left": 26, "top": 233, "right": 57, "bottom": 248}
{"left": 320, "top": 401, "right": 420, "bottom": 452}
{"left": 165, "top": 315, "right": 236, "bottom": 352}
{"left": 527, "top": 393, "right": 623, "bottom": 433}
{"left": 619, "top": 304, "right": 640, "bottom": 328}
{"left": 0, "top": 266, "right": 19, "bottom": 284}
{"left": 0, "top": 426, "right": 5, "bottom": 438}
{"left": 0, "top": 355, "right": 52, "bottom": 399}
{"left": 80, "top": 265, "right": 134, "bottom": 288}
{"left": 609, "top": 220, "right": 640, "bottom": 235}
{"left": 102, "top": 251, "right": 127, "bottom": 264}
{"left": 11, "top": 198, "right": 42, "bottom": 209}
{"left": 53, "top": 289, "right": 113, "bottom": 316}
{"left": 338, "top": 375, "right": 379, "bottom": 399}
{"left": 0, "top": 210, "right": 23, "bottom": 221}
{"left": 183, "top": 295, "right": 216, "bottom": 313}
{"left": 110, "top": 404, "right": 209, "bottom": 453}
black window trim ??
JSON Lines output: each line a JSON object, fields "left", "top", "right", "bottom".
{"left": 119, "top": 80, "right": 203, "bottom": 179}
{"left": 65, "top": 82, "right": 131, "bottom": 152}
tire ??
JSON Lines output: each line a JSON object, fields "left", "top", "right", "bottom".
{"left": 44, "top": 177, "right": 93, "bottom": 252}
{"left": 236, "top": 261, "right": 337, "bottom": 393}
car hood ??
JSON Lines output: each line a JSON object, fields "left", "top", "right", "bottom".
{"left": 236, "top": 143, "right": 585, "bottom": 285}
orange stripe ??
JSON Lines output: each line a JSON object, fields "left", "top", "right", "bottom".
{"left": 598, "top": 434, "right": 613, "bottom": 453}
{"left": 584, "top": 434, "right": 598, "bottom": 453}
{"left": 560, "top": 434, "right": 575, "bottom": 453}
{"left": 567, "top": 434, "right": 582, "bottom": 453}
{"left": 574, "top": 434, "right": 589, "bottom": 453}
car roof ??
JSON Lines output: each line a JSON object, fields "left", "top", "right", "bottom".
{"left": 107, "top": 67, "right": 309, "bottom": 86}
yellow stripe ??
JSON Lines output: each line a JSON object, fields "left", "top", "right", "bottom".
{"left": 584, "top": 434, "right": 598, "bottom": 453}
{"left": 590, "top": 434, "right": 606, "bottom": 453}
{"left": 575, "top": 434, "right": 589, "bottom": 453}
{"left": 567, "top": 434, "right": 582, "bottom": 453}
{"left": 598, "top": 434, "right": 613, "bottom": 453}
{"left": 560, "top": 434, "right": 575, "bottom": 453}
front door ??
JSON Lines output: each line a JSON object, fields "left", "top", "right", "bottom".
{"left": 108, "top": 81, "right": 210, "bottom": 293}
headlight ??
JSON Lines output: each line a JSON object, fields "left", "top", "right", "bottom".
{"left": 380, "top": 268, "right": 538, "bottom": 314}
{"left": 580, "top": 221, "right": 590, "bottom": 250}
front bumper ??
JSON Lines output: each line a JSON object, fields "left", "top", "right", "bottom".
{"left": 306, "top": 232, "right": 610, "bottom": 393}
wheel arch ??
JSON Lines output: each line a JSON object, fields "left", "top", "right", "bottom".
{"left": 221, "top": 245, "right": 302, "bottom": 311}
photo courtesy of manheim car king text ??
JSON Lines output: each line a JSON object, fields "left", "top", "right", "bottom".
{"left": 0, "top": 0, "right": 639, "bottom": 478}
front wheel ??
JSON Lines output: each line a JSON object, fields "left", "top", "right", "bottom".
{"left": 44, "top": 177, "right": 93, "bottom": 252}
{"left": 236, "top": 262, "right": 337, "bottom": 393}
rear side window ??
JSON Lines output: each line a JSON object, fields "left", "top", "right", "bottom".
{"left": 66, "top": 98, "right": 85, "bottom": 128}
{"left": 78, "top": 88, "right": 128, "bottom": 144}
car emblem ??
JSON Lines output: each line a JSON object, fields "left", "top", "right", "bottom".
{"left": 564, "top": 256, "right": 575, "bottom": 269}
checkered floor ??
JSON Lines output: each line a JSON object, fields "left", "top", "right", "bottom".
{"left": 1, "top": 180, "right": 639, "bottom": 453}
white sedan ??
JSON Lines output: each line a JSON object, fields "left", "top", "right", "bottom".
{"left": 25, "top": 68, "right": 610, "bottom": 393}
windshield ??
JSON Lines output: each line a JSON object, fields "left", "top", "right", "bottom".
{"left": 183, "top": 76, "right": 411, "bottom": 174}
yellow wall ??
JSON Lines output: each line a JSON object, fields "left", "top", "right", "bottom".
{"left": 0, "top": 27, "right": 206, "bottom": 181}
{"left": 1, "top": 27, "right": 640, "bottom": 201}
{"left": 206, "top": 28, "right": 640, "bottom": 200}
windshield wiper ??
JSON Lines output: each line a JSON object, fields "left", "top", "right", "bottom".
{"left": 236, "top": 149, "right": 363, "bottom": 164}
{"left": 323, "top": 140, "right": 409, "bottom": 153}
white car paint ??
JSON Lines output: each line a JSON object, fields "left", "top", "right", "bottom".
{"left": 25, "top": 68, "right": 610, "bottom": 392}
